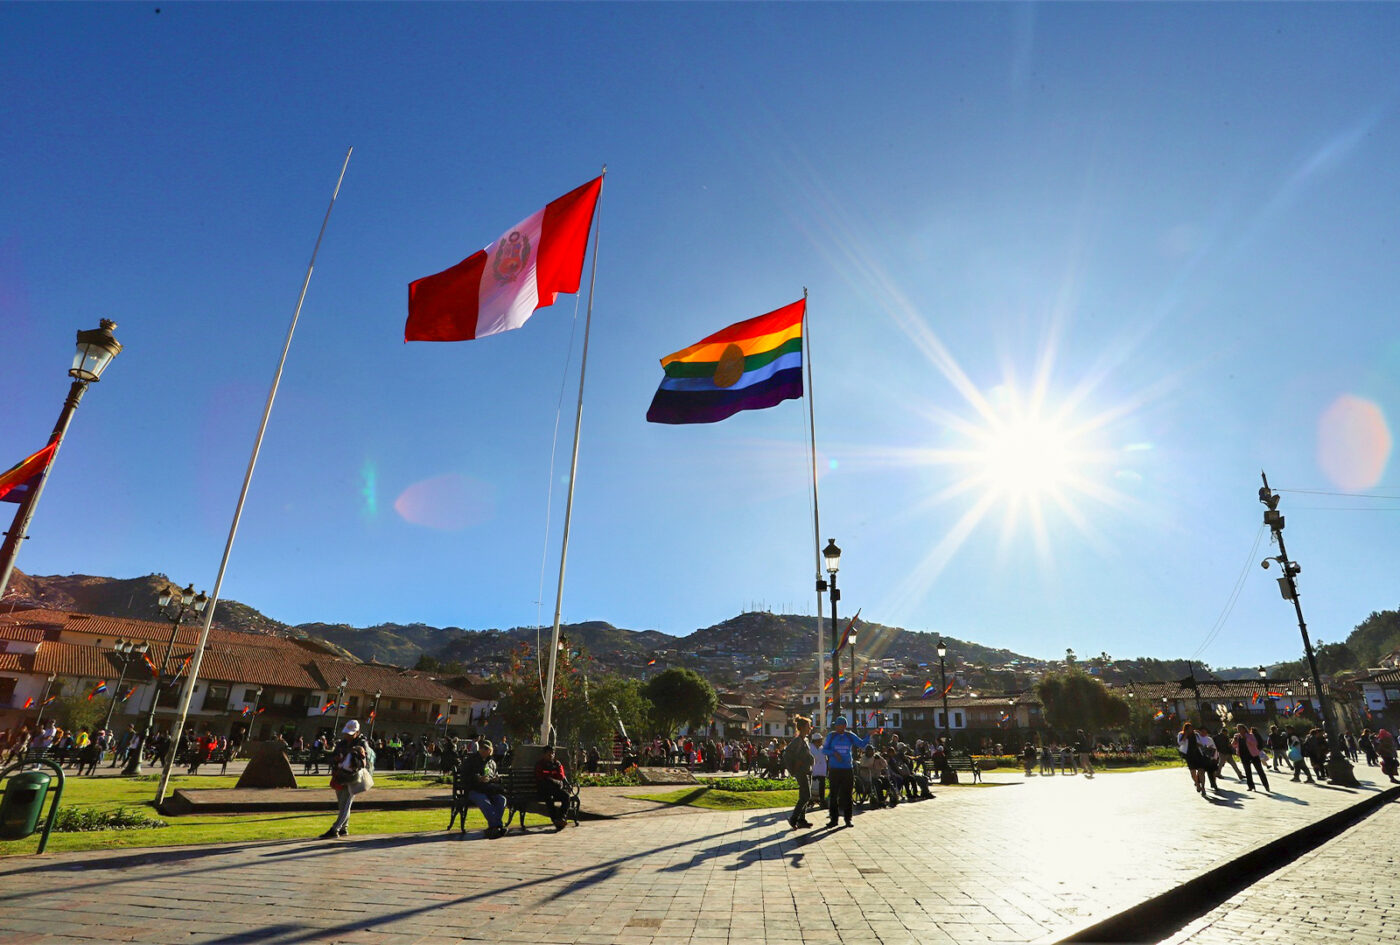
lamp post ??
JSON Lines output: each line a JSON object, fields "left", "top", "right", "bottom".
{"left": 936, "top": 640, "right": 951, "bottom": 748}
{"left": 369, "top": 689, "right": 382, "bottom": 739}
{"left": 443, "top": 696, "right": 453, "bottom": 738}
{"left": 32, "top": 673, "right": 56, "bottom": 729}
{"left": 127, "top": 583, "right": 207, "bottom": 775}
{"left": 1259, "top": 474, "right": 1358, "bottom": 786}
{"left": 331, "top": 676, "right": 348, "bottom": 736}
{"left": 244, "top": 687, "right": 263, "bottom": 746}
{"left": 101, "top": 640, "right": 149, "bottom": 733}
{"left": 0, "top": 321, "right": 123, "bottom": 603}
{"left": 849, "top": 624, "right": 859, "bottom": 725}
{"left": 822, "top": 539, "right": 842, "bottom": 727}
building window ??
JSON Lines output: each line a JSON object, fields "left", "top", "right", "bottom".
{"left": 271, "top": 691, "right": 292, "bottom": 706}
{"left": 205, "top": 685, "right": 230, "bottom": 711}
{"left": 347, "top": 695, "right": 359, "bottom": 709}
{"left": 243, "top": 688, "right": 259, "bottom": 702}
{"left": 954, "top": 711, "right": 963, "bottom": 728}
{"left": 449, "top": 705, "right": 459, "bottom": 715}
{"left": 891, "top": 714, "right": 900, "bottom": 727}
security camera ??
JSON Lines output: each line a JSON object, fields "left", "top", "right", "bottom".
{"left": 1261, "top": 559, "right": 1272, "bottom": 570}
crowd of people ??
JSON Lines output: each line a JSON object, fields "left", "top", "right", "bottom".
{"left": 1174, "top": 721, "right": 1399, "bottom": 797}
{"left": 0, "top": 720, "right": 239, "bottom": 774}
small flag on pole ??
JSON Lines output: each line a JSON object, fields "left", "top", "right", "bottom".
{"left": 87, "top": 681, "right": 108, "bottom": 700}
{"left": 922, "top": 681, "right": 936, "bottom": 696}
{"left": 42, "top": 695, "right": 57, "bottom": 707}
{"left": 646, "top": 298, "right": 806, "bottom": 425}
{"left": 0, "top": 441, "right": 57, "bottom": 504}
{"left": 22, "top": 697, "right": 34, "bottom": 710}
{"left": 647, "top": 659, "right": 657, "bottom": 666}
{"left": 434, "top": 713, "right": 445, "bottom": 724}
{"left": 1267, "top": 690, "right": 1284, "bottom": 698}
{"left": 368, "top": 709, "right": 376, "bottom": 721}
{"left": 119, "top": 686, "right": 136, "bottom": 703}
{"left": 829, "top": 609, "right": 862, "bottom": 659}
{"left": 320, "top": 700, "right": 337, "bottom": 715}
{"left": 406, "top": 176, "right": 603, "bottom": 343}
{"left": 942, "top": 679, "right": 956, "bottom": 696}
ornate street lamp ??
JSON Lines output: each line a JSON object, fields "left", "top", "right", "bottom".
{"left": 32, "top": 673, "right": 57, "bottom": 730}
{"left": 102, "top": 639, "right": 150, "bottom": 733}
{"left": 936, "top": 640, "right": 951, "bottom": 747}
{"left": 126, "top": 583, "right": 207, "bottom": 775}
{"left": 244, "top": 687, "right": 263, "bottom": 746}
{"left": 0, "top": 320, "right": 123, "bottom": 601}
{"left": 331, "top": 676, "right": 349, "bottom": 736}
{"left": 369, "top": 689, "right": 382, "bottom": 739}
{"left": 823, "top": 538, "right": 842, "bottom": 726}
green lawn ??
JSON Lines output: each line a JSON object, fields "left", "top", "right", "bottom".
{"left": 0, "top": 773, "right": 545, "bottom": 857}
{"left": 629, "top": 787, "right": 800, "bottom": 810}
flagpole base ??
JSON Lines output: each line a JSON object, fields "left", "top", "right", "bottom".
{"left": 1327, "top": 750, "right": 1360, "bottom": 787}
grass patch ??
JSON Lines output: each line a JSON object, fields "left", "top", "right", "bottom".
{"left": 697, "top": 776, "right": 797, "bottom": 792}
{"left": 629, "top": 787, "right": 798, "bottom": 810}
{"left": 0, "top": 772, "right": 543, "bottom": 857}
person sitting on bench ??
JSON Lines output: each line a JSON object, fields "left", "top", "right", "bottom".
{"left": 534, "top": 744, "right": 572, "bottom": 831}
{"left": 463, "top": 738, "right": 508, "bottom": 839}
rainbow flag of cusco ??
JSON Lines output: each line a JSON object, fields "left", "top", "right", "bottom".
{"left": 646, "top": 299, "right": 804, "bottom": 424}
{"left": 0, "top": 441, "right": 57, "bottom": 504}
{"left": 922, "top": 681, "right": 936, "bottom": 696}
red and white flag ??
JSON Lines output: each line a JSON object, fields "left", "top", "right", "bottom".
{"left": 406, "top": 176, "right": 602, "bottom": 343}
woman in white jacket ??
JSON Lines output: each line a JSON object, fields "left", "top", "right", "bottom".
{"left": 809, "top": 732, "right": 828, "bottom": 810}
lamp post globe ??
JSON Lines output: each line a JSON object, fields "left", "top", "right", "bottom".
{"left": 0, "top": 320, "right": 123, "bottom": 602}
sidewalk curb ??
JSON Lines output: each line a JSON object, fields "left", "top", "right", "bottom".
{"left": 1047, "top": 783, "right": 1400, "bottom": 943}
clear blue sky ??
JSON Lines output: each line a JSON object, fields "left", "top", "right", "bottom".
{"left": 2, "top": 4, "right": 1398, "bottom": 668}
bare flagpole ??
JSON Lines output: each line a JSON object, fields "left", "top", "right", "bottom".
{"left": 539, "top": 166, "right": 606, "bottom": 746}
{"left": 803, "top": 287, "right": 828, "bottom": 727}
{"left": 154, "top": 147, "right": 353, "bottom": 805}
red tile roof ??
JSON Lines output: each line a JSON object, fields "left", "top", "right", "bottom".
{"left": 0, "top": 608, "right": 481, "bottom": 702}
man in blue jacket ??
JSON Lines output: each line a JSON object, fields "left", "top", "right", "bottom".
{"left": 822, "top": 716, "right": 870, "bottom": 828}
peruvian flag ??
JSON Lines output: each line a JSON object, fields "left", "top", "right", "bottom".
{"left": 406, "top": 176, "right": 602, "bottom": 342}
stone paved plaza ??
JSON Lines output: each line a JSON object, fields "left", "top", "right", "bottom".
{"left": 1163, "top": 792, "right": 1400, "bottom": 945}
{"left": 0, "top": 767, "right": 1395, "bottom": 944}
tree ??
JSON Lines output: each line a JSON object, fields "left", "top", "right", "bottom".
{"left": 1034, "top": 669, "right": 1129, "bottom": 736}
{"left": 642, "top": 667, "right": 718, "bottom": 736}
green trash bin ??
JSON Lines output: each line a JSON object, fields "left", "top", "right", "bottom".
{"left": 0, "top": 770, "right": 52, "bottom": 839}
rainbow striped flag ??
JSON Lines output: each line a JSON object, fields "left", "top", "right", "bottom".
{"left": 87, "top": 681, "right": 108, "bottom": 700}
{"left": 829, "top": 610, "right": 862, "bottom": 659}
{"left": 1153, "top": 710, "right": 1166, "bottom": 720}
{"left": 0, "top": 441, "right": 57, "bottom": 504}
{"left": 42, "top": 695, "right": 57, "bottom": 707}
{"left": 119, "top": 686, "right": 136, "bottom": 703}
{"left": 433, "top": 713, "right": 445, "bottom": 724}
{"left": 22, "top": 697, "right": 34, "bottom": 710}
{"left": 319, "top": 700, "right": 337, "bottom": 715}
{"left": 922, "top": 681, "right": 936, "bottom": 696}
{"left": 646, "top": 299, "right": 805, "bottom": 424}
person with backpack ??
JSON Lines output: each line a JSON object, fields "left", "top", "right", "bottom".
{"left": 783, "top": 715, "right": 814, "bottom": 830}
{"left": 320, "top": 720, "right": 371, "bottom": 839}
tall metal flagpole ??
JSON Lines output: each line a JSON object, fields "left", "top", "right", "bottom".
{"left": 540, "top": 166, "right": 606, "bottom": 747}
{"left": 154, "top": 147, "right": 353, "bottom": 805}
{"left": 803, "top": 288, "right": 828, "bottom": 728}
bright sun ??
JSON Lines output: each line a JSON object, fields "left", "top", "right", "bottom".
{"left": 970, "top": 412, "right": 1084, "bottom": 502}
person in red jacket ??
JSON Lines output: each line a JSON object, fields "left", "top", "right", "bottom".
{"left": 534, "top": 745, "right": 572, "bottom": 831}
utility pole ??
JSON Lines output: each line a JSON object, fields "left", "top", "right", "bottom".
{"left": 1258, "top": 473, "right": 1358, "bottom": 787}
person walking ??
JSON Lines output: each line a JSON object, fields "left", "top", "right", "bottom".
{"left": 1177, "top": 722, "right": 1210, "bottom": 797}
{"left": 1074, "top": 730, "right": 1095, "bottom": 779}
{"left": 783, "top": 715, "right": 814, "bottom": 830}
{"left": 1212, "top": 727, "right": 1244, "bottom": 781}
{"left": 1376, "top": 728, "right": 1399, "bottom": 783}
{"left": 1267, "top": 725, "right": 1287, "bottom": 772}
{"left": 821, "top": 716, "right": 869, "bottom": 828}
{"left": 320, "top": 720, "right": 371, "bottom": 839}
{"left": 1286, "top": 734, "right": 1314, "bottom": 783}
{"left": 1234, "top": 724, "right": 1270, "bottom": 793}
{"left": 809, "top": 733, "right": 828, "bottom": 810}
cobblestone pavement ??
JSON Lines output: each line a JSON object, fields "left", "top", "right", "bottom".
{"left": 0, "top": 767, "right": 1393, "bottom": 945}
{"left": 1161, "top": 795, "right": 1400, "bottom": 945}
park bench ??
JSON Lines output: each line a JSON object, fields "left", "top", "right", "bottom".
{"left": 447, "top": 745, "right": 580, "bottom": 835}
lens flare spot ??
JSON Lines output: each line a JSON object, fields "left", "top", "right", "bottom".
{"left": 1316, "top": 395, "right": 1391, "bottom": 490}
{"left": 360, "top": 462, "right": 378, "bottom": 517}
{"left": 394, "top": 473, "right": 495, "bottom": 531}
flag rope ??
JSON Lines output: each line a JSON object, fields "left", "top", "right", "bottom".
{"left": 801, "top": 287, "right": 827, "bottom": 727}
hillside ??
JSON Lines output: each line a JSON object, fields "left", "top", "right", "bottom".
{"left": 4, "top": 571, "right": 289, "bottom": 636}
